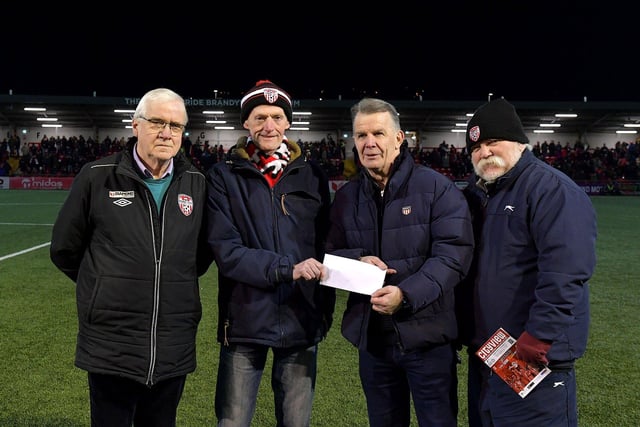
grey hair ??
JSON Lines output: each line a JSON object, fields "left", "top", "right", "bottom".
{"left": 134, "top": 88, "right": 188, "bottom": 125}
{"left": 350, "top": 98, "right": 401, "bottom": 132}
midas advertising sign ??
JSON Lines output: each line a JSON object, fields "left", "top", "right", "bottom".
{"left": 0, "top": 177, "right": 74, "bottom": 190}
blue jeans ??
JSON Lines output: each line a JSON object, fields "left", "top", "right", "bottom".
{"left": 359, "top": 343, "right": 458, "bottom": 427}
{"left": 215, "top": 343, "right": 317, "bottom": 427}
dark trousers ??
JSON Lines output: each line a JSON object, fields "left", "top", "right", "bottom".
{"left": 466, "top": 353, "right": 486, "bottom": 427}
{"left": 88, "top": 372, "right": 187, "bottom": 427}
{"left": 467, "top": 352, "right": 578, "bottom": 427}
{"left": 359, "top": 342, "right": 458, "bottom": 427}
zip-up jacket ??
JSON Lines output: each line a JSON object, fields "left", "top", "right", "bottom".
{"left": 325, "top": 146, "right": 474, "bottom": 351}
{"left": 205, "top": 137, "right": 335, "bottom": 348}
{"left": 458, "top": 149, "right": 597, "bottom": 365}
{"left": 50, "top": 142, "right": 213, "bottom": 386}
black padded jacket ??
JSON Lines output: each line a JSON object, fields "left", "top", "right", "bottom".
{"left": 50, "top": 142, "right": 213, "bottom": 386}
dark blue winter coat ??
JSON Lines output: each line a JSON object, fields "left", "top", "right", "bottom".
{"left": 325, "top": 146, "right": 474, "bottom": 351}
{"left": 205, "top": 137, "right": 335, "bottom": 348}
{"left": 458, "top": 149, "right": 597, "bottom": 365}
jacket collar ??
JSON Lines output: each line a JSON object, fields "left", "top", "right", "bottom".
{"left": 360, "top": 144, "right": 413, "bottom": 199}
{"left": 230, "top": 135, "right": 302, "bottom": 162}
{"left": 474, "top": 148, "right": 534, "bottom": 194}
{"left": 119, "top": 140, "right": 190, "bottom": 178}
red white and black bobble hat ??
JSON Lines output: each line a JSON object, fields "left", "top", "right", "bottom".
{"left": 240, "top": 80, "right": 293, "bottom": 124}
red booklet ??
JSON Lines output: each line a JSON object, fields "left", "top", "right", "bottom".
{"left": 476, "top": 327, "right": 551, "bottom": 398}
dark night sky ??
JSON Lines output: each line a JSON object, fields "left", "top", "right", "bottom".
{"left": 4, "top": 3, "right": 637, "bottom": 103}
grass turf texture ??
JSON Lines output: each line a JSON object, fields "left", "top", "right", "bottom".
{"left": 1, "top": 190, "right": 638, "bottom": 426}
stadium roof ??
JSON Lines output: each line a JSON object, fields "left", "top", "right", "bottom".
{"left": 3, "top": 94, "right": 640, "bottom": 141}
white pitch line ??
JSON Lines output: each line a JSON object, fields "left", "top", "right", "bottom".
{"left": 0, "top": 242, "right": 51, "bottom": 261}
{"left": 0, "top": 222, "right": 54, "bottom": 226}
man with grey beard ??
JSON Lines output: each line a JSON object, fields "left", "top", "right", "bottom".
{"left": 455, "top": 98, "right": 597, "bottom": 427}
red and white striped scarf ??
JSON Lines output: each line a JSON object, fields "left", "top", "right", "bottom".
{"left": 246, "top": 139, "right": 291, "bottom": 187}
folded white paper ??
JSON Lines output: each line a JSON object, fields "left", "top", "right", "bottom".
{"left": 320, "top": 254, "right": 386, "bottom": 295}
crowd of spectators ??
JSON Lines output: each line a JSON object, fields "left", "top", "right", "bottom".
{"left": 410, "top": 138, "right": 640, "bottom": 182}
{"left": 1, "top": 132, "right": 639, "bottom": 185}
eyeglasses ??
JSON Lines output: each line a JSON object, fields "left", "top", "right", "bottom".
{"left": 138, "top": 116, "right": 186, "bottom": 135}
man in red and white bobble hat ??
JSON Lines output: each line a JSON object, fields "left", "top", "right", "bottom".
{"left": 240, "top": 79, "right": 293, "bottom": 124}
{"left": 205, "top": 80, "right": 335, "bottom": 426}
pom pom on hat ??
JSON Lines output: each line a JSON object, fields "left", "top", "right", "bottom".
{"left": 466, "top": 98, "right": 529, "bottom": 151}
{"left": 240, "top": 80, "right": 293, "bottom": 124}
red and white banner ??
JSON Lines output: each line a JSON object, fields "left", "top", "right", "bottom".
{"left": 3, "top": 176, "right": 74, "bottom": 190}
{"left": 2, "top": 177, "right": 640, "bottom": 196}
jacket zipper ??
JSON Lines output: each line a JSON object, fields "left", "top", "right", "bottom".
{"left": 223, "top": 320, "right": 230, "bottom": 346}
{"left": 280, "top": 193, "right": 289, "bottom": 215}
{"left": 144, "top": 189, "right": 164, "bottom": 386}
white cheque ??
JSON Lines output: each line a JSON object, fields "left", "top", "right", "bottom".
{"left": 320, "top": 254, "right": 386, "bottom": 295}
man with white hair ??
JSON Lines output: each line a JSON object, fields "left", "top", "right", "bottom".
{"left": 456, "top": 98, "right": 597, "bottom": 427}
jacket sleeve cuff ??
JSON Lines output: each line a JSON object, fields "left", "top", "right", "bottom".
{"left": 274, "top": 257, "right": 294, "bottom": 283}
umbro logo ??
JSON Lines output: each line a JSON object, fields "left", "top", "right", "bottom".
{"left": 504, "top": 205, "right": 515, "bottom": 212}
{"left": 110, "top": 190, "right": 135, "bottom": 207}
{"left": 113, "top": 198, "right": 132, "bottom": 207}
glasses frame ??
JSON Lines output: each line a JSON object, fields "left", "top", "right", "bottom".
{"left": 138, "top": 116, "right": 186, "bottom": 135}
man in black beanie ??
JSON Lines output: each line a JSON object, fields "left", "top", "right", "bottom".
{"left": 205, "top": 80, "right": 335, "bottom": 426}
{"left": 456, "top": 98, "right": 597, "bottom": 427}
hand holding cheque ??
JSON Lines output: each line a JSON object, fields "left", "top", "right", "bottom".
{"left": 320, "top": 254, "right": 396, "bottom": 295}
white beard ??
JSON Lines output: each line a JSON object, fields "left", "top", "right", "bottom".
{"left": 474, "top": 147, "right": 524, "bottom": 183}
